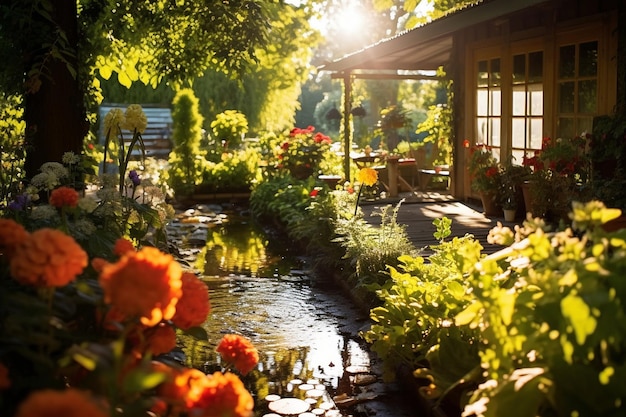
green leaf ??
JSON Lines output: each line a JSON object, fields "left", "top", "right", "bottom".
{"left": 455, "top": 301, "right": 483, "bottom": 327}
{"left": 482, "top": 368, "right": 550, "bottom": 417}
{"left": 183, "top": 326, "right": 208, "bottom": 341}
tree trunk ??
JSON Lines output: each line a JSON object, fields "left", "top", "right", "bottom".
{"left": 24, "top": 0, "right": 88, "bottom": 180}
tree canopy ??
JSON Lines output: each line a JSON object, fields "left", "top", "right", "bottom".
{"left": 0, "top": 0, "right": 274, "bottom": 177}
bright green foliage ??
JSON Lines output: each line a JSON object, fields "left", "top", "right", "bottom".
{"left": 456, "top": 201, "right": 626, "bottom": 416}
{"left": 333, "top": 202, "right": 418, "bottom": 290}
{"left": 210, "top": 110, "right": 249, "bottom": 150}
{"left": 0, "top": 94, "right": 25, "bottom": 206}
{"left": 362, "top": 219, "right": 483, "bottom": 383}
{"left": 199, "top": 148, "right": 262, "bottom": 194}
{"left": 166, "top": 88, "right": 206, "bottom": 196}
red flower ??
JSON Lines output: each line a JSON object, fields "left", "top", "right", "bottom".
{"left": 463, "top": 139, "right": 471, "bottom": 148}
{"left": 310, "top": 189, "right": 319, "bottom": 197}
{"left": 216, "top": 334, "right": 259, "bottom": 375}
{"left": 485, "top": 166, "right": 499, "bottom": 178}
{"left": 113, "top": 238, "right": 135, "bottom": 257}
{"left": 49, "top": 186, "right": 79, "bottom": 208}
{"left": 280, "top": 142, "right": 290, "bottom": 150}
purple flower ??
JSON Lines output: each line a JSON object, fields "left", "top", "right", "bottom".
{"left": 128, "top": 170, "right": 141, "bottom": 186}
{"left": 8, "top": 194, "right": 30, "bottom": 211}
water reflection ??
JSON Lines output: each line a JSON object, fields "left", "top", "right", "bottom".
{"left": 177, "top": 216, "right": 371, "bottom": 416}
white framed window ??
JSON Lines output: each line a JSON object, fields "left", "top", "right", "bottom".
{"left": 475, "top": 58, "right": 501, "bottom": 159}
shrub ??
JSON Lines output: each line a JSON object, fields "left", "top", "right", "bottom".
{"left": 167, "top": 88, "right": 207, "bottom": 197}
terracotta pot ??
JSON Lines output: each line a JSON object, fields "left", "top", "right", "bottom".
{"left": 479, "top": 191, "right": 501, "bottom": 217}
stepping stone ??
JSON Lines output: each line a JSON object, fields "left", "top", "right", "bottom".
{"left": 268, "top": 398, "right": 310, "bottom": 415}
{"left": 353, "top": 374, "right": 377, "bottom": 386}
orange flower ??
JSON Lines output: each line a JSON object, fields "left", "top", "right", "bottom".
{"left": 357, "top": 167, "right": 378, "bottom": 187}
{"left": 91, "top": 257, "right": 109, "bottom": 273}
{"left": 15, "top": 388, "right": 108, "bottom": 417}
{"left": 113, "top": 237, "right": 135, "bottom": 257}
{"left": 49, "top": 186, "right": 79, "bottom": 208}
{"left": 10, "top": 228, "right": 88, "bottom": 287}
{"left": 172, "top": 272, "right": 211, "bottom": 330}
{"left": 216, "top": 334, "right": 259, "bottom": 375}
{"left": 193, "top": 371, "right": 254, "bottom": 417}
{"left": 0, "top": 362, "right": 10, "bottom": 390}
{"left": 145, "top": 323, "right": 177, "bottom": 356}
{"left": 157, "top": 367, "right": 206, "bottom": 411}
{"left": 99, "top": 247, "right": 182, "bottom": 326}
{"left": 0, "top": 219, "right": 29, "bottom": 257}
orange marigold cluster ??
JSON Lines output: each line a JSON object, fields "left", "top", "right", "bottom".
{"left": 113, "top": 237, "right": 135, "bottom": 257}
{"left": 99, "top": 247, "right": 182, "bottom": 326}
{"left": 10, "top": 228, "right": 88, "bottom": 287}
{"left": 0, "top": 219, "right": 28, "bottom": 257}
{"left": 15, "top": 388, "right": 108, "bottom": 417}
{"left": 172, "top": 272, "right": 211, "bottom": 330}
{"left": 216, "top": 334, "right": 259, "bottom": 375}
{"left": 156, "top": 366, "right": 253, "bottom": 417}
{"left": 144, "top": 323, "right": 177, "bottom": 356}
{"left": 49, "top": 186, "right": 79, "bottom": 208}
{"left": 193, "top": 372, "right": 254, "bottom": 417}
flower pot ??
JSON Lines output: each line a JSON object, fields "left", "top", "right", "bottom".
{"left": 503, "top": 209, "right": 516, "bottom": 222}
{"left": 479, "top": 191, "right": 501, "bottom": 217}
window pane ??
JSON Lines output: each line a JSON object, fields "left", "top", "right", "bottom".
{"left": 477, "top": 117, "right": 488, "bottom": 143}
{"left": 559, "top": 45, "right": 576, "bottom": 78}
{"left": 512, "top": 88, "right": 526, "bottom": 116}
{"left": 530, "top": 118, "right": 543, "bottom": 148}
{"left": 491, "top": 118, "right": 501, "bottom": 146}
{"left": 512, "top": 149, "right": 525, "bottom": 165}
{"left": 530, "top": 89, "right": 543, "bottom": 116}
{"left": 513, "top": 54, "right": 526, "bottom": 84}
{"left": 528, "top": 51, "right": 543, "bottom": 82}
{"left": 490, "top": 89, "right": 501, "bottom": 116}
{"left": 512, "top": 118, "right": 526, "bottom": 148}
{"left": 491, "top": 58, "right": 501, "bottom": 86}
{"left": 559, "top": 82, "right": 575, "bottom": 113}
{"left": 477, "top": 60, "right": 488, "bottom": 87}
{"left": 558, "top": 117, "right": 575, "bottom": 138}
{"left": 477, "top": 89, "right": 488, "bottom": 115}
{"left": 579, "top": 41, "right": 598, "bottom": 77}
{"left": 579, "top": 117, "right": 593, "bottom": 135}
{"left": 578, "top": 80, "right": 597, "bottom": 113}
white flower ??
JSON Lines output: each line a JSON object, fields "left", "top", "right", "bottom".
{"left": 26, "top": 185, "right": 40, "bottom": 202}
{"left": 120, "top": 104, "right": 147, "bottom": 133}
{"left": 96, "top": 188, "right": 121, "bottom": 202}
{"left": 143, "top": 186, "right": 165, "bottom": 204}
{"left": 30, "top": 172, "right": 59, "bottom": 191}
{"left": 30, "top": 205, "right": 60, "bottom": 222}
{"left": 99, "top": 173, "right": 118, "bottom": 189}
{"left": 62, "top": 152, "right": 81, "bottom": 165}
{"left": 69, "top": 218, "right": 96, "bottom": 240}
{"left": 78, "top": 196, "right": 99, "bottom": 213}
{"left": 40, "top": 162, "right": 68, "bottom": 179}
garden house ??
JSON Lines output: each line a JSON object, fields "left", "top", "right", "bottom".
{"left": 320, "top": 0, "right": 623, "bottom": 201}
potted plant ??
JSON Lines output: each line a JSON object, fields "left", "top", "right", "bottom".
{"left": 275, "top": 126, "right": 333, "bottom": 180}
{"left": 522, "top": 135, "right": 591, "bottom": 222}
{"left": 468, "top": 144, "right": 501, "bottom": 216}
{"left": 498, "top": 158, "right": 531, "bottom": 220}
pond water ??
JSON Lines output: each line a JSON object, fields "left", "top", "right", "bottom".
{"left": 168, "top": 204, "right": 390, "bottom": 417}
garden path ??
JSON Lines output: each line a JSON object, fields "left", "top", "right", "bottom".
{"left": 360, "top": 191, "right": 520, "bottom": 255}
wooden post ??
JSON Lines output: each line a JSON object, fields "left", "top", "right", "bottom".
{"left": 343, "top": 72, "right": 352, "bottom": 182}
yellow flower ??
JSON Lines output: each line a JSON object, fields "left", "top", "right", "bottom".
{"left": 357, "top": 167, "right": 378, "bottom": 187}
{"left": 103, "top": 108, "right": 125, "bottom": 136}
{"left": 121, "top": 104, "right": 148, "bottom": 133}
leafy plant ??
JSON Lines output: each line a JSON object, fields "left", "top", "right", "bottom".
{"left": 468, "top": 144, "right": 501, "bottom": 193}
{"left": 457, "top": 201, "right": 626, "bottom": 417}
{"left": 362, "top": 217, "right": 482, "bottom": 390}
{"left": 273, "top": 126, "right": 333, "bottom": 180}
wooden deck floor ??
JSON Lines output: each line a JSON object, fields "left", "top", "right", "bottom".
{"left": 359, "top": 191, "right": 518, "bottom": 255}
